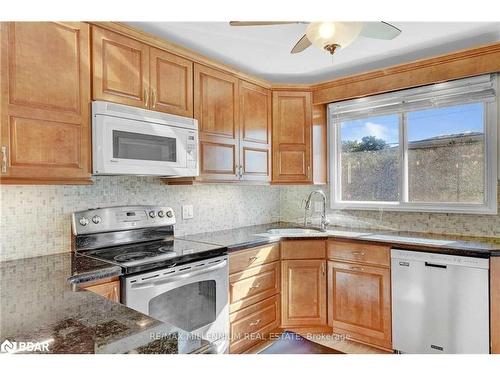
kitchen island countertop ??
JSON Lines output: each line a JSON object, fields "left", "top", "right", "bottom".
{"left": 0, "top": 252, "right": 210, "bottom": 354}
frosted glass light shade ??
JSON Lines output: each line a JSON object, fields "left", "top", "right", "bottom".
{"left": 306, "top": 22, "right": 363, "bottom": 52}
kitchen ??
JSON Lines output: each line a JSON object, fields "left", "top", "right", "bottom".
{"left": 1, "top": 0, "right": 500, "bottom": 373}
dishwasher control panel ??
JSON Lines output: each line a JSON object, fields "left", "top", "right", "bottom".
{"left": 391, "top": 249, "right": 489, "bottom": 269}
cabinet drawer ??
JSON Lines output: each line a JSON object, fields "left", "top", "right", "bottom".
{"left": 229, "top": 243, "right": 279, "bottom": 274}
{"left": 327, "top": 240, "right": 390, "bottom": 267}
{"left": 281, "top": 240, "right": 326, "bottom": 259}
{"left": 230, "top": 261, "right": 280, "bottom": 313}
{"left": 229, "top": 295, "right": 280, "bottom": 353}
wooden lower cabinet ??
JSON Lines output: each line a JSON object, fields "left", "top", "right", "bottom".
{"left": 327, "top": 260, "right": 392, "bottom": 350}
{"left": 83, "top": 280, "right": 120, "bottom": 303}
{"left": 281, "top": 259, "right": 327, "bottom": 327}
{"left": 229, "top": 294, "right": 280, "bottom": 353}
{"left": 228, "top": 243, "right": 281, "bottom": 353}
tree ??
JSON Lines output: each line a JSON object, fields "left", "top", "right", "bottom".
{"left": 342, "top": 136, "right": 388, "bottom": 152}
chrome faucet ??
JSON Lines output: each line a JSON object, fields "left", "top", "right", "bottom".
{"left": 304, "top": 190, "right": 330, "bottom": 231}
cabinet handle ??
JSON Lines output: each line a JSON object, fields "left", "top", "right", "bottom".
{"left": 249, "top": 283, "right": 261, "bottom": 289}
{"left": 249, "top": 256, "right": 259, "bottom": 263}
{"left": 1, "top": 146, "right": 7, "bottom": 173}
{"left": 350, "top": 266, "right": 364, "bottom": 271}
{"left": 239, "top": 165, "right": 243, "bottom": 178}
{"left": 152, "top": 89, "right": 157, "bottom": 108}
{"left": 144, "top": 88, "right": 149, "bottom": 107}
{"left": 249, "top": 319, "right": 261, "bottom": 327}
{"left": 322, "top": 262, "right": 325, "bottom": 276}
{"left": 352, "top": 251, "right": 366, "bottom": 256}
{"left": 307, "top": 165, "right": 311, "bottom": 179}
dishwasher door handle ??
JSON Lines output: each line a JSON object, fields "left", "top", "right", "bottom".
{"left": 425, "top": 261, "right": 447, "bottom": 269}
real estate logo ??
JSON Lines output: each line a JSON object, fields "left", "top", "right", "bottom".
{"left": 0, "top": 339, "right": 49, "bottom": 353}
{"left": 0, "top": 339, "right": 16, "bottom": 353}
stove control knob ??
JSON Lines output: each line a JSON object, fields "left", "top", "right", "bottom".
{"left": 157, "top": 210, "right": 165, "bottom": 218}
{"left": 92, "top": 215, "right": 102, "bottom": 224}
{"left": 149, "top": 211, "right": 156, "bottom": 218}
{"left": 166, "top": 210, "right": 173, "bottom": 218}
{"left": 79, "top": 217, "right": 89, "bottom": 226}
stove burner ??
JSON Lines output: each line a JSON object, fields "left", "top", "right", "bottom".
{"left": 114, "top": 251, "right": 155, "bottom": 263}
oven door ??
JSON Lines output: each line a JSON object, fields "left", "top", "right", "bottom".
{"left": 123, "top": 256, "right": 229, "bottom": 353}
{"left": 93, "top": 113, "right": 198, "bottom": 176}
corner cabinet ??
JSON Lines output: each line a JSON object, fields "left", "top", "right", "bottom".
{"left": 280, "top": 240, "right": 327, "bottom": 327}
{"left": 0, "top": 22, "right": 92, "bottom": 184}
{"left": 92, "top": 26, "right": 193, "bottom": 117}
{"left": 272, "top": 91, "right": 313, "bottom": 184}
{"left": 83, "top": 279, "right": 120, "bottom": 303}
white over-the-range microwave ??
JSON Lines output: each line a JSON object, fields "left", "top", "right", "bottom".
{"left": 92, "top": 101, "right": 199, "bottom": 177}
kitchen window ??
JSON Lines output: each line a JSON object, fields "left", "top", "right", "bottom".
{"left": 329, "top": 74, "right": 498, "bottom": 214}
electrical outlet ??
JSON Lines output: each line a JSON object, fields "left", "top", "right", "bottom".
{"left": 314, "top": 202, "right": 323, "bottom": 213}
{"left": 182, "top": 205, "right": 194, "bottom": 219}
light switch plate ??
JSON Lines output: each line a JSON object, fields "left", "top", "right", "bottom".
{"left": 182, "top": 205, "right": 194, "bottom": 219}
{"left": 314, "top": 202, "right": 323, "bottom": 213}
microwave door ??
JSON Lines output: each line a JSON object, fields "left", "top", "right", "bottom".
{"left": 96, "top": 115, "right": 189, "bottom": 176}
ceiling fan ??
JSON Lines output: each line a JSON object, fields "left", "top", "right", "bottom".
{"left": 229, "top": 21, "right": 402, "bottom": 55}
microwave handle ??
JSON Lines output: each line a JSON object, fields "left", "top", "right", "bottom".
{"left": 130, "top": 260, "right": 227, "bottom": 289}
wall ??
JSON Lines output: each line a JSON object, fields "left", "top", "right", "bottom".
{"left": 2, "top": 177, "right": 500, "bottom": 262}
{"left": 279, "top": 184, "right": 500, "bottom": 238}
{"left": 0, "top": 177, "right": 280, "bottom": 261}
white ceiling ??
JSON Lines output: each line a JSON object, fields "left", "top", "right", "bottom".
{"left": 127, "top": 22, "right": 500, "bottom": 84}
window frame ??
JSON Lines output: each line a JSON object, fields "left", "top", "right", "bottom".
{"left": 329, "top": 75, "right": 498, "bottom": 214}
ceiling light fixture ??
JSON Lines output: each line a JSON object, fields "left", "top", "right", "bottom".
{"left": 305, "top": 22, "right": 363, "bottom": 54}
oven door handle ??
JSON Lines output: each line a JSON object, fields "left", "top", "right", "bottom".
{"left": 129, "top": 260, "right": 227, "bottom": 289}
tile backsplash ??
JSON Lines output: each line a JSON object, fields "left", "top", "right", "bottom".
{"left": 1, "top": 177, "right": 499, "bottom": 261}
{"left": 0, "top": 177, "right": 280, "bottom": 261}
{"left": 279, "top": 185, "right": 500, "bottom": 238}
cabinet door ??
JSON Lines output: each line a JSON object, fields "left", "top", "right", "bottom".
{"left": 281, "top": 259, "right": 327, "bottom": 327}
{"left": 150, "top": 47, "right": 193, "bottom": 117}
{"left": 0, "top": 22, "right": 91, "bottom": 184}
{"left": 328, "top": 260, "right": 392, "bottom": 349}
{"left": 239, "top": 81, "right": 271, "bottom": 182}
{"left": 194, "top": 64, "right": 239, "bottom": 181}
{"left": 84, "top": 280, "right": 120, "bottom": 303}
{"left": 92, "top": 26, "right": 149, "bottom": 108}
{"left": 272, "top": 91, "right": 312, "bottom": 183}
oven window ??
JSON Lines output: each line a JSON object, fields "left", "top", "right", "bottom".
{"left": 113, "top": 130, "right": 177, "bottom": 162}
{"left": 149, "top": 280, "right": 216, "bottom": 332}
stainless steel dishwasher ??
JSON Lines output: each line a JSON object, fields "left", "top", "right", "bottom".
{"left": 391, "top": 249, "right": 489, "bottom": 354}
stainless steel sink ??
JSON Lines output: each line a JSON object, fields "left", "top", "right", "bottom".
{"left": 264, "top": 228, "right": 326, "bottom": 236}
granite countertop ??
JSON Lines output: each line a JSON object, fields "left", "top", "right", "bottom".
{"left": 0, "top": 253, "right": 210, "bottom": 354}
{"left": 179, "top": 222, "right": 500, "bottom": 258}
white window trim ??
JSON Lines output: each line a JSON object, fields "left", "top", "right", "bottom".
{"left": 328, "top": 75, "right": 498, "bottom": 215}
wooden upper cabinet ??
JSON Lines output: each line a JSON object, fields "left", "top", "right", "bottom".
{"left": 281, "top": 259, "right": 327, "bottom": 327}
{"left": 194, "top": 64, "right": 240, "bottom": 181}
{"left": 92, "top": 27, "right": 149, "bottom": 108}
{"left": 149, "top": 47, "right": 193, "bottom": 117}
{"left": 0, "top": 22, "right": 91, "bottom": 184}
{"left": 272, "top": 91, "right": 312, "bottom": 184}
{"left": 328, "top": 260, "right": 392, "bottom": 349}
{"left": 239, "top": 81, "right": 271, "bottom": 182}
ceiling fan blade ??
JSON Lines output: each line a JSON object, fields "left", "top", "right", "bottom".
{"left": 291, "top": 34, "right": 312, "bottom": 54}
{"left": 229, "top": 21, "right": 302, "bottom": 27}
{"left": 360, "top": 22, "right": 401, "bottom": 40}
